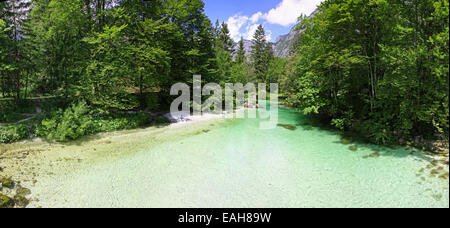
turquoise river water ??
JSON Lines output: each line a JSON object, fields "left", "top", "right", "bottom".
{"left": 17, "top": 105, "right": 448, "bottom": 208}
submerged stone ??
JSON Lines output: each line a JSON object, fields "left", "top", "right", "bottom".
{"left": 419, "top": 168, "right": 425, "bottom": 173}
{"left": 369, "top": 152, "right": 380, "bottom": 158}
{"left": 430, "top": 169, "right": 440, "bottom": 175}
{"left": 16, "top": 187, "right": 31, "bottom": 196}
{"left": 431, "top": 160, "right": 439, "bottom": 166}
{"left": 438, "top": 172, "right": 449, "bottom": 179}
{"left": 340, "top": 138, "right": 353, "bottom": 145}
{"left": 194, "top": 129, "right": 211, "bottom": 135}
{"left": 277, "top": 124, "right": 297, "bottom": 131}
{"left": 432, "top": 194, "right": 443, "bottom": 201}
{"left": 362, "top": 152, "right": 381, "bottom": 159}
{"left": 13, "top": 195, "right": 29, "bottom": 207}
{"left": 0, "top": 177, "right": 14, "bottom": 189}
{"left": 441, "top": 158, "right": 449, "bottom": 165}
{"left": 349, "top": 145, "right": 358, "bottom": 151}
{"left": 0, "top": 194, "right": 14, "bottom": 208}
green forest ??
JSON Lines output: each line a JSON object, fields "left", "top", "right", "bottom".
{"left": 1, "top": 0, "right": 449, "bottom": 151}
{"left": 281, "top": 0, "right": 449, "bottom": 149}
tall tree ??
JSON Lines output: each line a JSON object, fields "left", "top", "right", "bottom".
{"left": 213, "top": 22, "right": 235, "bottom": 84}
{"left": 26, "top": 0, "right": 90, "bottom": 97}
{"left": 82, "top": 3, "right": 173, "bottom": 111}
{"left": 162, "top": 0, "right": 216, "bottom": 87}
{"left": 236, "top": 37, "right": 246, "bottom": 64}
{"left": 251, "top": 25, "right": 273, "bottom": 83}
{"left": 218, "top": 22, "right": 234, "bottom": 54}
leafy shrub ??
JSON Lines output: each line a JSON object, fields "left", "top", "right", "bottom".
{"left": 2, "top": 99, "right": 157, "bottom": 143}
{"left": 0, "top": 124, "right": 29, "bottom": 143}
{"left": 331, "top": 118, "right": 352, "bottom": 131}
{"left": 37, "top": 102, "right": 93, "bottom": 142}
{"left": 362, "top": 120, "right": 395, "bottom": 145}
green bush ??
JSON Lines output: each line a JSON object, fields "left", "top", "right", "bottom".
{"left": 2, "top": 99, "right": 157, "bottom": 143}
{"left": 37, "top": 102, "right": 93, "bottom": 142}
{"left": 0, "top": 124, "right": 29, "bottom": 143}
{"left": 36, "top": 102, "right": 156, "bottom": 142}
{"left": 361, "top": 120, "right": 395, "bottom": 145}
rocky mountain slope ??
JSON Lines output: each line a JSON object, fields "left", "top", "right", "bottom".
{"left": 273, "top": 24, "right": 304, "bottom": 58}
{"left": 232, "top": 39, "right": 253, "bottom": 57}
{"left": 233, "top": 11, "right": 317, "bottom": 58}
{"left": 232, "top": 24, "right": 302, "bottom": 59}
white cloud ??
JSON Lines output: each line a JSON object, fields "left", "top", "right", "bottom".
{"left": 244, "top": 24, "right": 260, "bottom": 40}
{"left": 244, "top": 24, "right": 272, "bottom": 41}
{"left": 250, "top": 12, "right": 263, "bottom": 23}
{"left": 226, "top": 16, "right": 271, "bottom": 42}
{"left": 224, "top": 0, "right": 323, "bottom": 42}
{"left": 226, "top": 15, "right": 249, "bottom": 41}
{"left": 266, "top": 30, "right": 272, "bottom": 42}
{"left": 264, "top": 0, "right": 322, "bottom": 26}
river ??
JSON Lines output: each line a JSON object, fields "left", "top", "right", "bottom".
{"left": 2, "top": 105, "right": 448, "bottom": 208}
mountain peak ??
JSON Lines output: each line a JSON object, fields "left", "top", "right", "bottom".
{"left": 232, "top": 23, "right": 303, "bottom": 58}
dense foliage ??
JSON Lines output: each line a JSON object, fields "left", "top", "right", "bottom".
{"left": 0, "top": 101, "right": 159, "bottom": 142}
{"left": 0, "top": 123, "right": 28, "bottom": 143}
{"left": 35, "top": 102, "right": 156, "bottom": 142}
{"left": 281, "top": 0, "right": 449, "bottom": 145}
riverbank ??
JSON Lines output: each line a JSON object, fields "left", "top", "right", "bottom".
{"left": 0, "top": 110, "right": 235, "bottom": 208}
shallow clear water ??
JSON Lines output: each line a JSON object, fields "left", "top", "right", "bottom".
{"left": 29, "top": 105, "right": 449, "bottom": 208}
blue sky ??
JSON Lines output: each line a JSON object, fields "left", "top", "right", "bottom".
{"left": 204, "top": 0, "right": 323, "bottom": 42}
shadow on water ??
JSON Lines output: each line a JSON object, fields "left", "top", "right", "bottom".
{"left": 278, "top": 104, "right": 439, "bottom": 164}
